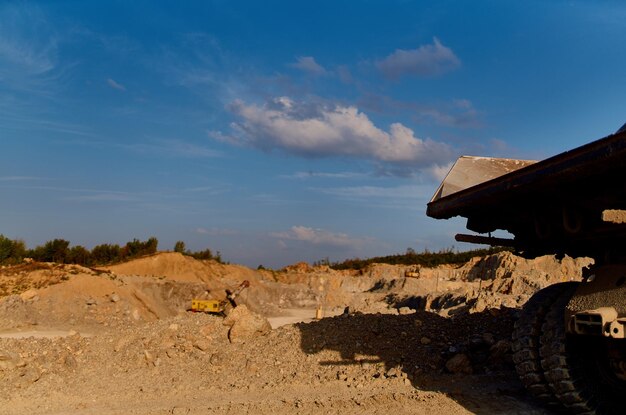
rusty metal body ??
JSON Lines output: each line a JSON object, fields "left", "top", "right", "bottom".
{"left": 428, "top": 129, "right": 626, "bottom": 262}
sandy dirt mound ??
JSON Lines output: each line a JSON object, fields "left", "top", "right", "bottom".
{"left": 0, "top": 262, "right": 91, "bottom": 297}
{"left": 102, "top": 253, "right": 319, "bottom": 316}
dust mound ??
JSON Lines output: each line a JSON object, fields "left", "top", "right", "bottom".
{"left": 103, "top": 252, "right": 219, "bottom": 282}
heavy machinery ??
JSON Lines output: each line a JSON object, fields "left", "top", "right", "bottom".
{"left": 190, "top": 280, "right": 250, "bottom": 315}
{"left": 427, "top": 125, "right": 626, "bottom": 414}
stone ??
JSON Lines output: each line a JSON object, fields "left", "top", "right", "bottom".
{"left": 144, "top": 350, "right": 154, "bottom": 364}
{"left": 488, "top": 340, "right": 512, "bottom": 366}
{"left": 110, "top": 293, "right": 120, "bottom": 303}
{"left": 398, "top": 307, "right": 415, "bottom": 315}
{"left": 209, "top": 353, "right": 223, "bottom": 366}
{"left": 20, "top": 289, "right": 38, "bottom": 301}
{"left": 385, "top": 367, "right": 400, "bottom": 378}
{"left": 223, "top": 305, "right": 271, "bottom": 344}
{"left": 193, "top": 339, "right": 210, "bottom": 352}
{"left": 64, "top": 354, "right": 78, "bottom": 369}
{"left": 420, "top": 337, "right": 431, "bottom": 345}
{"left": 445, "top": 353, "right": 473, "bottom": 374}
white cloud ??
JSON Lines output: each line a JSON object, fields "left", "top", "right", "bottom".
{"left": 425, "top": 162, "right": 454, "bottom": 182}
{"left": 212, "top": 97, "right": 452, "bottom": 173}
{"left": 290, "top": 56, "right": 327, "bottom": 76}
{"left": 376, "top": 38, "right": 460, "bottom": 79}
{"left": 107, "top": 78, "right": 126, "bottom": 91}
{"left": 271, "top": 226, "right": 365, "bottom": 248}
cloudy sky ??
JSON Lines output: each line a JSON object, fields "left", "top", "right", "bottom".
{"left": 2, "top": 1, "right": 626, "bottom": 268}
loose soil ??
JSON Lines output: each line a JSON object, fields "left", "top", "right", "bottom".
{"left": 0, "top": 252, "right": 590, "bottom": 414}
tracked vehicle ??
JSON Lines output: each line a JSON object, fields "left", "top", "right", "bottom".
{"left": 427, "top": 125, "right": 626, "bottom": 414}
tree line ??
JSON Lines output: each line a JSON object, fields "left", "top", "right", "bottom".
{"left": 0, "top": 235, "right": 222, "bottom": 266}
{"left": 328, "top": 246, "right": 511, "bottom": 270}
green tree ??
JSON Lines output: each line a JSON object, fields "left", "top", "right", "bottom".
{"left": 122, "top": 237, "right": 158, "bottom": 259}
{"left": 91, "top": 244, "right": 121, "bottom": 264}
{"left": 173, "top": 240, "right": 186, "bottom": 254}
{"left": 0, "top": 234, "right": 13, "bottom": 263}
{"left": 30, "top": 239, "right": 70, "bottom": 263}
{"left": 68, "top": 245, "right": 92, "bottom": 266}
{"left": 0, "top": 235, "right": 25, "bottom": 265}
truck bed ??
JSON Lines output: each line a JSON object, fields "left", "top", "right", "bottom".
{"left": 426, "top": 129, "right": 626, "bottom": 261}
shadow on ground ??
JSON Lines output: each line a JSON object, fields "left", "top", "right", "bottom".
{"left": 296, "top": 309, "right": 552, "bottom": 415}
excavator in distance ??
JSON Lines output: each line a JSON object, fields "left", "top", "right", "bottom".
{"left": 190, "top": 280, "right": 250, "bottom": 315}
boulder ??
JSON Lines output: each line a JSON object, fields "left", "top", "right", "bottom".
{"left": 445, "top": 353, "right": 473, "bottom": 374}
{"left": 223, "top": 305, "right": 271, "bottom": 343}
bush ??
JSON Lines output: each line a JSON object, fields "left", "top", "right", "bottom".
{"left": 91, "top": 243, "right": 122, "bottom": 264}
{"left": 189, "top": 248, "right": 213, "bottom": 260}
{"left": 68, "top": 245, "right": 92, "bottom": 266}
{"left": 0, "top": 235, "right": 26, "bottom": 265}
{"left": 174, "top": 241, "right": 187, "bottom": 254}
{"left": 121, "top": 237, "right": 158, "bottom": 259}
{"left": 189, "top": 248, "right": 223, "bottom": 263}
{"left": 27, "top": 239, "right": 71, "bottom": 263}
{"left": 331, "top": 246, "right": 511, "bottom": 270}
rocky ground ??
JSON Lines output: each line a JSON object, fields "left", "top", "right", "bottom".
{"left": 0, "top": 252, "right": 592, "bottom": 414}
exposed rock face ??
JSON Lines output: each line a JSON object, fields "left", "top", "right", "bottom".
{"left": 464, "top": 251, "right": 592, "bottom": 295}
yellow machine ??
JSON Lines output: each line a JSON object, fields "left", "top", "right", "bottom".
{"left": 190, "top": 299, "right": 224, "bottom": 314}
{"left": 189, "top": 280, "right": 250, "bottom": 314}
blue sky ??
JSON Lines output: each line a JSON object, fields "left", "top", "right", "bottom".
{"left": 2, "top": 1, "right": 626, "bottom": 268}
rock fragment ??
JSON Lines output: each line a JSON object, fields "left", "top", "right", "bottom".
{"left": 20, "top": 289, "right": 38, "bottom": 301}
{"left": 223, "top": 305, "right": 271, "bottom": 344}
{"left": 445, "top": 353, "right": 473, "bottom": 374}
